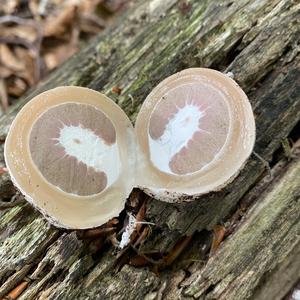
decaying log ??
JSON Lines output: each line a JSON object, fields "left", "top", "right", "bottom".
{"left": 0, "top": 0, "right": 299, "bottom": 299}
{"left": 183, "top": 155, "right": 300, "bottom": 300}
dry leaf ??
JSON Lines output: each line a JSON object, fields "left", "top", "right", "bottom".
{"left": 7, "top": 77, "right": 27, "bottom": 97}
{"left": 43, "top": 6, "right": 77, "bottom": 38}
{"left": 0, "top": 66, "right": 13, "bottom": 78}
{"left": 102, "top": 0, "right": 127, "bottom": 12}
{"left": 28, "top": 0, "right": 40, "bottom": 18}
{"left": 0, "top": 25, "right": 38, "bottom": 44}
{"left": 0, "top": 79, "right": 9, "bottom": 112}
{"left": 0, "top": 44, "right": 25, "bottom": 72}
{"left": 43, "top": 42, "right": 78, "bottom": 71}
{"left": 0, "top": 0, "right": 130, "bottom": 110}
{"left": 14, "top": 46, "right": 36, "bottom": 85}
{"left": 79, "top": 0, "right": 104, "bottom": 14}
{"left": 79, "top": 14, "right": 105, "bottom": 34}
{"left": 0, "top": 0, "right": 19, "bottom": 15}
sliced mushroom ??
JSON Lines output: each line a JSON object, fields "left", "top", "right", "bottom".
{"left": 135, "top": 68, "right": 256, "bottom": 202}
{"left": 4, "top": 86, "right": 135, "bottom": 228}
{"left": 5, "top": 68, "right": 256, "bottom": 227}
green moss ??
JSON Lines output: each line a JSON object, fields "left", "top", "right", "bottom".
{"left": 0, "top": 206, "right": 23, "bottom": 229}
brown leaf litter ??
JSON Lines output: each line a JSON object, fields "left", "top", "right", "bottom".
{"left": 0, "top": 0, "right": 130, "bottom": 113}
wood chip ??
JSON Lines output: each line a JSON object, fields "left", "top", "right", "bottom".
{"left": 111, "top": 86, "right": 122, "bottom": 94}
{"left": 4, "top": 281, "right": 29, "bottom": 300}
{"left": 209, "top": 225, "right": 226, "bottom": 256}
{"left": 129, "top": 255, "right": 149, "bottom": 267}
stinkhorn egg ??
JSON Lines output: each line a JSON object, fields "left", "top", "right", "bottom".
{"left": 4, "top": 68, "right": 255, "bottom": 228}
{"left": 135, "top": 68, "right": 255, "bottom": 201}
{"left": 4, "top": 87, "right": 135, "bottom": 228}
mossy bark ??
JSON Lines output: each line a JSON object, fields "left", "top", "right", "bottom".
{"left": 0, "top": 0, "right": 299, "bottom": 299}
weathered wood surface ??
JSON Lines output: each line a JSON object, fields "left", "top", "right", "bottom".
{"left": 0, "top": 0, "right": 299, "bottom": 299}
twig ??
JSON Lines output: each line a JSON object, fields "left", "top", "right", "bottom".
{"left": 133, "top": 226, "right": 150, "bottom": 247}
{"left": 253, "top": 151, "right": 273, "bottom": 178}
{"left": 161, "top": 235, "right": 194, "bottom": 267}
{"left": 130, "top": 245, "right": 163, "bottom": 265}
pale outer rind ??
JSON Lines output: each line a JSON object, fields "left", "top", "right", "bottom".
{"left": 4, "top": 87, "right": 136, "bottom": 229}
{"left": 135, "top": 68, "right": 256, "bottom": 202}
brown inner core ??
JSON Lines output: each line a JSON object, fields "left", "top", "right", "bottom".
{"left": 148, "top": 83, "right": 230, "bottom": 175}
{"left": 29, "top": 102, "right": 116, "bottom": 196}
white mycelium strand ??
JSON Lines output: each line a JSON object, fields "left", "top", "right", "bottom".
{"left": 119, "top": 213, "right": 136, "bottom": 249}
{"left": 149, "top": 103, "right": 209, "bottom": 174}
{"left": 54, "top": 124, "right": 121, "bottom": 187}
{"left": 119, "top": 213, "right": 155, "bottom": 249}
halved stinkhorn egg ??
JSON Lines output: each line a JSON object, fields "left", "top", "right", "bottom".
{"left": 135, "top": 68, "right": 255, "bottom": 202}
{"left": 4, "top": 87, "right": 135, "bottom": 228}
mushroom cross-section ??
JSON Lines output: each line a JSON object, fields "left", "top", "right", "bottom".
{"left": 29, "top": 102, "right": 120, "bottom": 196}
{"left": 135, "top": 68, "right": 256, "bottom": 202}
{"left": 4, "top": 68, "right": 256, "bottom": 227}
{"left": 4, "top": 87, "right": 135, "bottom": 229}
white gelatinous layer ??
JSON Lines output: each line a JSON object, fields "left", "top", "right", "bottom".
{"left": 56, "top": 124, "right": 121, "bottom": 187}
{"left": 148, "top": 103, "right": 206, "bottom": 174}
